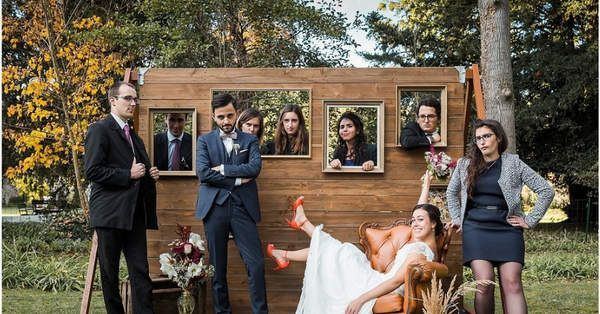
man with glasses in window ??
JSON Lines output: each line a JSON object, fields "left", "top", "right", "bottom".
{"left": 154, "top": 112, "right": 193, "bottom": 171}
{"left": 400, "top": 97, "right": 441, "bottom": 149}
{"left": 85, "top": 81, "right": 159, "bottom": 314}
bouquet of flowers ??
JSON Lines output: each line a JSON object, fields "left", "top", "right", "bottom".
{"left": 159, "top": 224, "right": 214, "bottom": 291}
{"left": 424, "top": 145, "right": 457, "bottom": 181}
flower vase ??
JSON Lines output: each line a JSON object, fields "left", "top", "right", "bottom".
{"left": 178, "top": 289, "right": 195, "bottom": 314}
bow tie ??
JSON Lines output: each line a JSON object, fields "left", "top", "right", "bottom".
{"left": 220, "top": 131, "right": 237, "bottom": 140}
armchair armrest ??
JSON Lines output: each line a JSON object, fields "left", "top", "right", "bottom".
{"left": 403, "top": 261, "right": 449, "bottom": 313}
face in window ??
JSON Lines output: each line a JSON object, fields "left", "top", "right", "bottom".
{"left": 282, "top": 112, "right": 299, "bottom": 136}
{"left": 213, "top": 103, "right": 237, "bottom": 133}
{"left": 338, "top": 118, "right": 357, "bottom": 142}
{"left": 166, "top": 113, "right": 186, "bottom": 137}
{"left": 416, "top": 106, "right": 439, "bottom": 133}
{"left": 241, "top": 117, "right": 261, "bottom": 136}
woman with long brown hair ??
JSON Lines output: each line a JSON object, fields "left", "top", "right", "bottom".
{"left": 447, "top": 119, "right": 554, "bottom": 314}
{"left": 262, "top": 104, "right": 309, "bottom": 155}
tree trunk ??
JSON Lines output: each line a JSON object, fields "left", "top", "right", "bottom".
{"left": 41, "top": 0, "right": 90, "bottom": 216}
{"left": 478, "top": 0, "right": 516, "bottom": 153}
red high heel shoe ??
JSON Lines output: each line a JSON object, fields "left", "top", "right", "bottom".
{"left": 266, "top": 243, "right": 289, "bottom": 271}
{"left": 286, "top": 196, "right": 307, "bottom": 230}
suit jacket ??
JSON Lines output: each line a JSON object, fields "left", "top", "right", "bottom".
{"left": 446, "top": 152, "right": 555, "bottom": 228}
{"left": 84, "top": 115, "right": 158, "bottom": 230}
{"left": 153, "top": 132, "right": 193, "bottom": 170}
{"left": 195, "top": 129, "right": 262, "bottom": 223}
{"left": 399, "top": 121, "right": 431, "bottom": 149}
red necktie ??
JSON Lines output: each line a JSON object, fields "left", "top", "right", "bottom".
{"left": 171, "top": 139, "right": 181, "bottom": 170}
{"left": 123, "top": 124, "right": 134, "bottom": 149}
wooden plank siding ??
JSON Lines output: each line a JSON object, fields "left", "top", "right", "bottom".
{"left": 138, "top": 68, "right": 466, "bottom": 313}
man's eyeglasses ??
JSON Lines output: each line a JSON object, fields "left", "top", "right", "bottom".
{"left": 116, "top": 95, "right": 139, "bottom": 103}
{"left": 474, "top": 133, "right": 494, "bottom": 143}
{"left": 418, "top": 114, "right": 437, "bottom": 121}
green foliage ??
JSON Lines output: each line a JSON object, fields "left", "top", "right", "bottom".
{"left": 2, "top": 222, "right": 127, "bottom": 291}
{"left": 364, "top": 0, "right": 598, "bottom": 197}
{"left": 99, "top": 0, "right": 355, "bottom": 67}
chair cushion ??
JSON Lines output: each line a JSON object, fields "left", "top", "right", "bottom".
{"left": 362, "top": 224, "right": 412, "bottom": 273}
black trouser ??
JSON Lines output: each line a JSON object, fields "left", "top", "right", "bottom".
{"left": 203, "top": 197, "right": 268, "bottom": 314}
{"left": 96, "top": 204, "right": 153, "bottom": 314}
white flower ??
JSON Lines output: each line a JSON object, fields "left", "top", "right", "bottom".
{"left": 159, "top": 253, "right": 176, "bottom": 277}
{"left": 189, "top": 233, "right": 205, "bottom": 250}
{"left": 183, "top": 243, "right": 192, "bottom": 254}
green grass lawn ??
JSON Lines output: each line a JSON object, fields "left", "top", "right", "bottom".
{"left": 462, "top": 280, "right": 598, "bottom": 314}
{"left": 2, "top": 206, "right": 19, "bottom": 216}
{"left": 2, "top": 289, "right": 106, "bottom": 313}
{"left": 2, "top": 280, "right": 597, "bottom": 313}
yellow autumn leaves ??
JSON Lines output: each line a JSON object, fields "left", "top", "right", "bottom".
{"left": 3, "top": 0, "right": 128, "bottom": 201}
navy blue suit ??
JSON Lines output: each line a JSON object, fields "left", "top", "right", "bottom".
{"left": 195, "top": 129, "right": 267, "bottom": 314}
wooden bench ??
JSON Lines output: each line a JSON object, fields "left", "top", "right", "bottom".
{"left": 17, "top": 203, "right": 33, "bottom": 215}
{"left": 31, "top": 199, "right": 60, "bottom": 215}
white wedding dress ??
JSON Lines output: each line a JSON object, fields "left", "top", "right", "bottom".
{"left": 295, "top": 225, "right": 435, "bottom": 314}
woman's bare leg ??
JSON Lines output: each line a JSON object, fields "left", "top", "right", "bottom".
{"left": 271, "top": 248, "right": 309, "bottom": 262}
{"left": 293, "top": 203, "right": 316, "bottom": 237}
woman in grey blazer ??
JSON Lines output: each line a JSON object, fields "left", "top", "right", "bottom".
{"left": 446, "top": 119, "right": 554, "bottom": 314}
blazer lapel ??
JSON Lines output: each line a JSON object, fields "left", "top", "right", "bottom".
{"left": 106, "top": 115, "right": 135, "bottom": 158}
{"left": 209, "top": 129, "right": 226, "bottom": 163}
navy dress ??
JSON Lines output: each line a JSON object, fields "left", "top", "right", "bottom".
{"left": 462, "top": 158, "right": 525, "bottom": 266}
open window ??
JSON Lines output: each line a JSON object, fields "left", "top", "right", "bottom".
{"left": 211, "top": 89, "right": 311, "bottom": 158}
{"left": 323, "top": 101, "right": 384, "bottom": 173}
{"left": 396, "top": 86, "right": 448, "bottom": 148}
{"left": 149, "top": 108, "right": 197, "bottom": 176}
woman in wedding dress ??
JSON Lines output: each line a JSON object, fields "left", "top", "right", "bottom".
{"left": 267, "top": 171, "right": 443, "bottom": 314}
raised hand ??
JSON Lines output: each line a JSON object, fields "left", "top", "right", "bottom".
{"left": 130, "top": 160, "right": 146, "bottom": 179}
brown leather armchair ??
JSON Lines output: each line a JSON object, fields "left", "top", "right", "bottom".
{"left": 358, "top": 218, "right": 454, "bottom": 314}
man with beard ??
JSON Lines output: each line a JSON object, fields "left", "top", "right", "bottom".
{"left": 195, "top": 93, "right": 267, "bottom": 313}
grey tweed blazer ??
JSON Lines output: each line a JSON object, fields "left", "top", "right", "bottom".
{"left": 446, "top": 152, "right": 555, "bottom": 228}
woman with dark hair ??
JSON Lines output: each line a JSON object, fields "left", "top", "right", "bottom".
{"left": 262, "top": 104, "right": 309, "bottom": 155}
{"left": 446, "top": 119, "right": 554, "bottom": 314}
{"left": 329, "top": 111, "right": 377, "bottom": 171}
{"left": 236, "top": 107, "right": 264, "bottom": 143}
{"left": 266, "top": 172, "right": 442, "bottom": 313}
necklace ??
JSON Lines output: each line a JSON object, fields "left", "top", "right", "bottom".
{"left": 485, "top": 158, "right": 499, "bottom": 172}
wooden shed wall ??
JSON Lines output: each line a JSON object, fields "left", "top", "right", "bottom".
{"left": 137, "top": 68, "right": 466, "bottom": 313}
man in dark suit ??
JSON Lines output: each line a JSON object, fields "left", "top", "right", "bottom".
{"left": 399, "top": 97, "right": 442, "bottom": 149}
{"left": 195, "top": 94, "right": 267, "bottom": 314}
{"left": 84, "top": 81, "right": 159, "bottom": 314}
{"left": 153, "top": 112, "right": 193, "bottom": 170}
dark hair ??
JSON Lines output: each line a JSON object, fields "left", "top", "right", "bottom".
{"left": 466, "top": 119, "right": 508, "bottom": 197}
{"left": 166, "top": 112, "right": 188, "bottom": 120}
{"left": 212, "top": 94, "right": 237, "bottom": 112}
{"left": 417, "top": 96, "right": 441, "bottom": 118}
{"left": 236, "top": 108, "right": 264, "bottom": 142}
{"left": 108, "top": 81, "right": 136, "bottom": 99}
{"left": 412, "top": 203, "right": 444, "bottom": 236}
{"left": 274, "top": 104, "right": 308, "bottom": 154}
{"left": 332, "top": 111, "right": 369, "bottom": 164}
